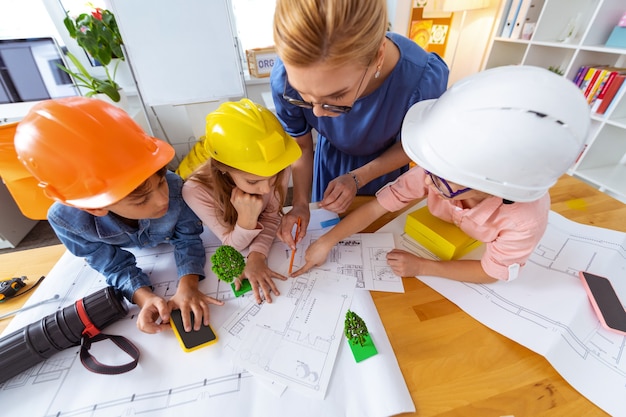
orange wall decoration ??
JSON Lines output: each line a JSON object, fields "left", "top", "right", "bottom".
{"left": 408, "top": 7, "right": 452, "bottom": 58}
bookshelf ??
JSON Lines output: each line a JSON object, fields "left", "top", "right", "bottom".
{"left": 482, "top": 0, "right": 626, "bottom": 202}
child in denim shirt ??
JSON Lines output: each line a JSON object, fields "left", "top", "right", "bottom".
{"left": 15, "top": 97, "right": 223, "bottom": 334}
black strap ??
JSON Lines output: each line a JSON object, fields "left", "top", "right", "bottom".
{"left": 80, "top": 333, "right": 140, "bottom": 375}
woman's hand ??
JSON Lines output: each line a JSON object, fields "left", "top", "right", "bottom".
{"left": 241, "top": 251, "right": 287, "bottom": 304}
{"left": 319, "top": 173, "right": 358, "bottom": 213}
{"left": 277, "top": 204, "right": 310, "bottom": 249}
{"left": 231, "top": 187, "right": 264, "bottom": 230}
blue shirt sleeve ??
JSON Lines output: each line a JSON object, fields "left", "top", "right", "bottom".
{"left": 46, "top": 172, "right": 207, "bottom": 303}
{"left": 169, "top": 193, "right": 207, "bottom": 281}
{"left": 48, "top": 204, "right": 151, "bottom": 302}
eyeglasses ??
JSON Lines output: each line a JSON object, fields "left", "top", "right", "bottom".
{"left": 424, "top": 170, "right": 472, "bottom": 198}
{"left": 282, "top": 65, "right": 370, "bottom": 114}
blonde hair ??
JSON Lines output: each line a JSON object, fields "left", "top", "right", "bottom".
{"left": 187, "top": 159, "right": 287, "bottom": 231}
{"left": 273, "top": 0, "right": 387, "bottom": 67}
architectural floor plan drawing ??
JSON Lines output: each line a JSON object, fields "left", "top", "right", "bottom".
{"left": 270, "top": 231, "right": 404, "bottom": 293}
{"left": 221, "top": 269, "right": 356, "bottom": 399}
{"left": 0, "top": 229, "right": 414, "bottom": 417}
{"left": 379, "top": 207, "right": 626, "bottom": 417}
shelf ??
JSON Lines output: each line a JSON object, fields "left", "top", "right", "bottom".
{"left": 574, "top": 165, "right": 626, "bottom": 200}
{"left": 483, "top": 0, "right": 626, "bottom": 202}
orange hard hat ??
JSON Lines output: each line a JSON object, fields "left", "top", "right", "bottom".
{"left": 14, "top": 97, "right": 175, "bottom": 209}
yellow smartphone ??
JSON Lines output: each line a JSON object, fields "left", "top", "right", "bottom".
{"left": 170, "top": 309, "right": 218, "bottom": 352}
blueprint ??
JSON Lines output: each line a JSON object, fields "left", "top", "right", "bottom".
{"left": 379, "top": 203, "right": 626, "bottom": 417}
{"left": 0, "top": 228, "right": 414, "bottom": 417}
{"left": 271, "top": 231, "right": 404, "bottom": 293}
{"left": 221, "top": 269, "right": 356, "bottom": 399}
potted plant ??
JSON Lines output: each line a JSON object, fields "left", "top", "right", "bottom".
{"left": 63, "top": 6, "right": 124, "bottom": 67}
{"left": 60, "top": 6, "right": 125, "bottom": 103}
{"left": 57, "top": 51, "right": 121, "bottom": 102}
{"left": 210, "top": 245, "right": 251, "bottom": 297}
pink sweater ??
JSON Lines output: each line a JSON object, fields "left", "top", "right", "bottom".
{"left": 182, "top": 171, "right": 289, "bottom": 257}
{"left": 376, "top": 167, "right": 550, "bottom": 281}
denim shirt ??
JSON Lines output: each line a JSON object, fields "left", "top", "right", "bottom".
{"left": 48, "top": 171, "right": 206, "bottom": 302}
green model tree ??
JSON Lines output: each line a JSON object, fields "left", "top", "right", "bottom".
{"left": 344, "top": 309, "right": 369, "bottom": 347}
{"left": 211, "top": 245, "right": 245, "bottom": 283}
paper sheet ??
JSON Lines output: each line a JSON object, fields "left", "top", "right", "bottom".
{"left": 0, "top": 227, "right": 414, "bottom": 417}
{"left": 270, "top": 231, "right": 404, "bottom": 293}
{"left": 379, "top": 204, "right": 626, "bottom": 417}
{"left": 221, "top": 269, "right": 357, "bottom": 399}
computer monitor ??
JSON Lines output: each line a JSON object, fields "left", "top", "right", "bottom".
{"left": 0, "top": 37, "right": 78, "bottom": 104}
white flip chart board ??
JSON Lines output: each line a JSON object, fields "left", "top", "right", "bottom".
{"left": 108, "top": 0, "right": 244, "bottom": 106}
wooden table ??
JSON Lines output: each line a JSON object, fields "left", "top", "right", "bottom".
{"left": 363, "top": 174, "right": 624, "bottom": 417}
{"left": 1, "top": 175, "right": 623, "bottom": 416}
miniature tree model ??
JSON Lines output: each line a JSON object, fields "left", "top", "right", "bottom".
{"left": 211, "top": 245, "right": 245, "bottom": 283}
{"left": 344, "top": 309, "right": 378, "bottom": 362}
{"left": 344, "top": 309, "right": 369, "bottom": 347}
{"left": 210, "top": 245, "right": 250, "bottom": 296}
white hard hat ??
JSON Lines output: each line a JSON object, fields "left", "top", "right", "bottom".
{"left": 401, "top": 65, "right": 590, "bottom": 202}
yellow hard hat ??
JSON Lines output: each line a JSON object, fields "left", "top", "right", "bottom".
{"left": 204, "top": 99, "right": 301, "bottom": 176}
{"left": 15, "top": 97, "right": 175, "bottom": 209}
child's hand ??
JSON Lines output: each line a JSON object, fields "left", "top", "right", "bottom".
{"left": 231, "top": 187, "right": 264, "bottom": 230}
{"left": 386, "top": 249, "right": 422, "bottom": 277}
{"left": 169, "top": 274, "right": 224, "bottom": 332}
{"left": 133, "top": 288, "right": 171, "bottom": 334}
{"left": 277, "top": 205, "right": 309, "bottom": 249}
{"left": 291, "top": 238, "right": 332, "bottom": 277}
{"left": 242, "top": 251, "right": 286, "bottom": 304}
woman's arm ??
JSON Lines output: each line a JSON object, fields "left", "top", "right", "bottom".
{"left": 320, "top": 141, "right": 411, "bottom": 213}
{"left": 277, "top": 131, "right": 314, "bottom": 248}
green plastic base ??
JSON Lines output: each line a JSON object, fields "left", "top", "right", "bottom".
{"left": 348, "top": 334, "right": 378, "bottom": 362}
{"left": 230, "top": 279, "right": 252, "bottom": 297}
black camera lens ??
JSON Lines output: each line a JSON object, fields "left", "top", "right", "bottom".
{"left": 0, "top": 287, "right": 127, "bottom": 384}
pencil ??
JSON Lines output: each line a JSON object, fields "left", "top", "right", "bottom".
{"left": 288, "top": 217, "right": 302, "bottom": 274}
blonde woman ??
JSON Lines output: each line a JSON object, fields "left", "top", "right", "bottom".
{"left": 270, "top": 0, "right": 449, "bottom": 250}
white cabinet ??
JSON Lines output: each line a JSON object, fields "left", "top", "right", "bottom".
{"left": 483, "top": 0, "right": 626, "bottom": 202}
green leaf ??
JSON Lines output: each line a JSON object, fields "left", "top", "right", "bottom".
{"left": 63, "top": 15, "right": 77, "bottom": 38}
{"left": 97, "top": 82, "right": 120, "bottom": 102}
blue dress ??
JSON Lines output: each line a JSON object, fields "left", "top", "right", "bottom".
{"left": 270, "top": 32, "right": 449, "bottom": 202}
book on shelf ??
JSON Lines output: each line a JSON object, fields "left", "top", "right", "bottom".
{"left": 579, "top": 66, "right": 603, "bottom": 95}
{"left": 510, "top": 0, "right": 532, "bottom": 39}
{"left": 501, "top": 0, "right": 523, "bottom": 38}
{"left": 572, "top": 65, "right": 626, "bottom": 114}
{"left": 590, "top": 70, "right": 620, "bottom": 110}
{"left": 519, "top": 0, "right": 545, "bottom": 40}
{"left": 586, "top": 69, "right": 609, "bottom": 105}
{"left": 573, "top": 65, "right": 589, "bottom": 86}
{"left": 595, "top": 74, "right": 626, "bottom": 115}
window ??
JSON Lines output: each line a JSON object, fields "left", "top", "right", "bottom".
{"left": 230, "top": 0, "right": 277, "bottom": 53}
{"left": 0, "top": 0, "right": 60, "bottom": 40}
